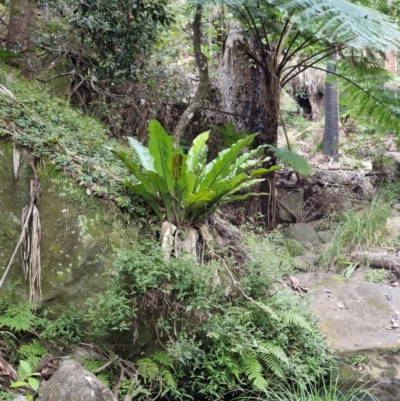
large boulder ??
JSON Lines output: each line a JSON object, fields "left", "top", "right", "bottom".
{"left": 298, "top": 273, "right": 400, "bottom": 382}
{"left": 0, "top": 141, "right": 138, "bottom": 311}
{"left": 36, "top": 360, "right": 117, "bottom": 401}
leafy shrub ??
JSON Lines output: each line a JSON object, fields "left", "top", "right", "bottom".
{"left": 85, "top": 239, "right": 333, "bottom": 399}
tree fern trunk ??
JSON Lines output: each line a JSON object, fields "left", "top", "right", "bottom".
{"left": 322, "top": 51, "right": 339, "bottom": 161}
{"left": 260, "top": 73, "right": 280, "bottom": 229}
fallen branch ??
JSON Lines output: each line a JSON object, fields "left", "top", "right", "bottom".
{"left": 350, "top": 251, "right": 400, "bottom": 273}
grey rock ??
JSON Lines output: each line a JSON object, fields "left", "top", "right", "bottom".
{"left": 278, "top": 189, "right": 304, "bottom": 223}
{"left": 13, "top": 397, "right": 28, "bottom": 401}
{"left": 300, "top": 241, "right": 315, "bottom": 252}
{"left": 317, "top": 231, "right": 333, "bottom": 244}
{"left": 297, "top": 273, "right": 400, "bottom": 383}
{"left": 284, "top": 223, "right": 320, "bottom": 246}
{"left": 295, "top": 252, "right": 317, "bottom": 271}
{"left": 36, "top": 360, "right": 117, "bottom": 401}
{"left": 0, "top": 141, "right": 138, "bottom": 312}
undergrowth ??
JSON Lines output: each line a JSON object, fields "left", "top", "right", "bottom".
{"left": 0, "top": 236, "right": 334, "bottom": 400}
{"left": 0, "top": 63, "right": 148, "bottom": 218}
{"left": 318, "top": 196, "right": 392, "bottom": 268}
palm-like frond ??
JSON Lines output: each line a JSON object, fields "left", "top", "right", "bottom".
{"left": 272, "top": 0, "right": 400, "bottom": 50}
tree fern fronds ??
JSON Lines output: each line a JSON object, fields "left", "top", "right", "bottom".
{"left": 272, "top": 0, "right": 400, "bottom": 51}
{"left": 242, "top": 351, "right": 268, "bottom": 391}
{"left": 280, "top": 309, "right": 312, "bottom": 331}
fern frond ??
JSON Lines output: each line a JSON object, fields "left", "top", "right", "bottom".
{"left": 258, "top": 341, "right": 289, "bottom": 364}
{"left": 152, "top": 351, "right": 174, "bottom": 369}
{"left": 280, "top": 309, "right": 312, "bottom": 331}
{"left": 0, "top": 303, "right": 36, "bottom": 332}
{"left": 160, "top": 369, "right": 176, "bottom": 388}
{"left": 242, "top": 351, "right": 268, "bottom": 391}
{"left": 272, "top": 0, "right": 400, "bottom": 51}
{"left": 84, "top": 359, "right": 111, "bottom": 387}
{"left": 259, "top": 353, "right": 285, "bottom": 380}
{"left": 137, "top": 358, "right": 160, "bottom": 383}
{"left": 19, "top": 340, "right": 47, "bottom": 375}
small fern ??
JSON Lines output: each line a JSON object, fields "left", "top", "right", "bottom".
{"left": 280, "top": 309, "right": 312, "bottom": 331}
{"left": 84, "top": 359, "right": 111, "bottom": 387}
{"left": 0, "top": 303, "right": 37, "bottom": 332}
{"left": 19, "top": 340, "right": 47, "bottom": 377}
{"left": 267, "top": 145, "right": 311, "bottom": 176}
{"left": 137, "top": 353, "right": 176, "bottom": 389}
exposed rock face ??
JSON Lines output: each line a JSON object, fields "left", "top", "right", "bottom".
{"left": 297, "top": 273, "right": 400, "bottom": 382}
{"left": 0, "top": 141, "right": 138, "bottom": 311}
{"left": 36, "top": 360, "right": 117, "bottom": 401}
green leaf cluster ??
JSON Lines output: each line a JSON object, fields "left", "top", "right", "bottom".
{"left": 116, "top": 120, "right": 279, "bottom": 224}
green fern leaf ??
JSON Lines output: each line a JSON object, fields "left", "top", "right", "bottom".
{"left": 242, "top": 351, "right": 268, "bottom": 391}
{"left": 259, "top": 353, "right": 285, "bottom": 380}
{"left": 281, "top": 310, "right": 312, "bottom": 331}
{"left": 152, "top": 351, "right": 174, "bottom": 369}
{"left": 258, "top": 341, "right": 289, "bottom": 364}
{"left": 0, "top": 303, "right": 36, "bottom": 332}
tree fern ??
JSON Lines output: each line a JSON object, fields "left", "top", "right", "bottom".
{"left": 271, "top": 0, "right": 400, "bottom": 51}
{"left": 333, "top": 59, "right": 400, "bottom": 135}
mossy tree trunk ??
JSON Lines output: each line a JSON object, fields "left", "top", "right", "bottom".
{"left": 173, "top": 4, "right": 210, "bottom": 147}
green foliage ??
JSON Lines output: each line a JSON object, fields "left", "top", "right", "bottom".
{"left": 84, "top": 359, "right": 112, "bottom": 387}
{"left": 267, "top": 146, "right": 311, "bottom": 176}
{"left": 319, "top": 197, "right": 392, "bottom": 267}
{"left": 0, "top": 64, "right": 149, "bottom": 218}
{"left": 364, "top": 269, "right": 387, "bottom": 284}
{"left": 335, "top": 58, "right": 400, "bottom": 137}
{"left": 40, "top": 307, "right": 84, "bottom": 343}
{"left": 116, "top": 120, "right": 278, "bottom": 224}
{"left": 40, "top": 0, "right": 173, "bottom": 84}
{"left": 271, "top": 0, "right": 400, "bottom": 50}
{"left": 0, "top": 302, "right": 37, "bottom": 332}
{"left": 10, "top": 359, "right": 41, "bottom": 401}
{"left": 215, "top": 122, "right": 250, "bottom": 148}
{"left": 18, "top": 340, "right": 47, "bottom": 376}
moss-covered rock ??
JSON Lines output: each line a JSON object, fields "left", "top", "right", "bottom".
{"left": 0, "top": 141, "right": 139, "bottom": 312}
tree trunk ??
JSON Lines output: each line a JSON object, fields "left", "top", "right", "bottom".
{"left": 322, "top": 51, "right": 339, "bottom": 161}
{"left": 385, "top": 50, "right": 397, "bottom": 75}
{"left": 260, "top": 72, "right": 281, "bottom": 229}
{"left": 6, "top": 0, "right": 37, "bottom": 79}
{"left": 173, "top": 4, "right": 210, "bottom": 147}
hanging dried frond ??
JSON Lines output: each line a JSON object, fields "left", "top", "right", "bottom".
{"left": 13, "top": 146, "right": 20, "bottom": 180}
{"left": 0, "top": 160, "right": 42, "bottom": 305}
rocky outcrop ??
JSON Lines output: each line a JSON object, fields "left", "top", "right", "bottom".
{"left": 297, "top": 273, "right": 400, "bottom": 382}
{"left": 36, "top": 360, "right": 117, "bottom": 401}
